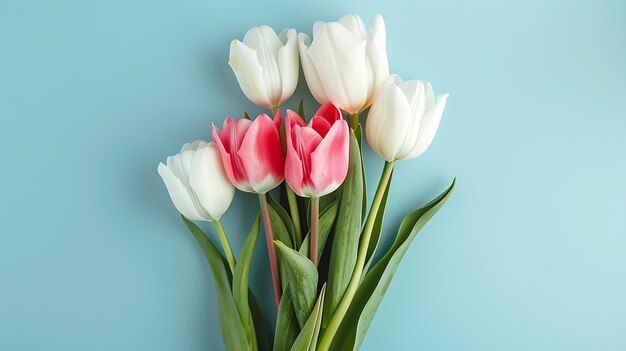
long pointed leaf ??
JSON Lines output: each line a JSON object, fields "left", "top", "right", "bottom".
{"left": 274, "top": 240, "right": 319, "bottom": 327}
{"left": 290, "top": 285, "right": 326, "bottom": 351}
{"left": 267, "top": 194, "right": 296, "bottom": 249}
{"left": 267, "top": 194, "right": 295, "bottom": 249}
{"left": 330, "top": 179, "right": 456, "bottom": 351}
{"left": 353, "top": 124, "right": 367, "bottom": 223}
{"left": 250, "top": 291, "right": 270, "bottom": 351}
{"left": 181, "top": 216, "right": 248, "bottom": 351}
{"left": 233, "top": 214, "right": 261, "bottom": 351}
{"left": 324, "top": 130, "right": 363, "bottom": 327}
{"left": 273, "top": 283, "right": 300, "bottom": 351}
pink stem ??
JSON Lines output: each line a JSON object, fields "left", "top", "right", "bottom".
{"left": 310, "top": 197, "right": 320, "bottom": 266}
{"left": 259, "top": 193, "right": 281, "bottom": 308}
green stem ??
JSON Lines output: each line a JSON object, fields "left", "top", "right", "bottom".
{"left": 310, "top": 197, "right": 320, "bottom": 266}
{"left": 286, "top": 186, "right": 303, "bottom": 247}
{"left": 213, "top": 220, "right": 236, "bottom": 273}
{"left": 259, "top": 193, "right": 282, "bottom": 308}
{"left": 317, "top": 161, "right": 395, "bottom": 351}
{"left": 348, "top": 113, "right": 360, "bottom": 130}
{"left": 271, "top": 104, "right": 278, "bottom": 116}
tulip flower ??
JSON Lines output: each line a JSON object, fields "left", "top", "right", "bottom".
{"left": 158, "top": 141, "right": 237, "bottom": 271}
{"left": 366, "top": 75, "right": 449, "bottom": 162}
{"left": 285, "top": 102, "right": 349, "bottom": 264}
{"left": 211, "top": 112, "right": 285, "bottom": 194}
{"left": 298, "top": 14, "right": 389, "bottom": 126}
{"left": 229, "top": 26, "right": 299, "bottom": 111}
{"left": 212, "top": 112, "right": 285, "bottom": 306}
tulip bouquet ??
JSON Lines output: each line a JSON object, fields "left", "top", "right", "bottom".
{"left": 158, "top": 14, "right": 455, "bottom": 351}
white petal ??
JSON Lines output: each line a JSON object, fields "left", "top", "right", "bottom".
{"left": 308, "top": 22, "right": 368, "bottom": 114}
{"left": 298, "top": 33, "right": 329, "bottom": 105}
{"left": 405, "top": 93, "right": 449, "bottom": 159}
{"left": 366, "top": 76, "right": 411, "bottom": 161}
{"left": 338, "top": 14, "right": 369, "bottom": 40}
{"left": 229, "top": 39, "right": 272, "bottom": 108}
{"left": 394, "top": 80, "right": 431, "bottom": 159}
{"left": 365, "top": 15, "right": 389, "bottom": 108}
{"left": 158, "top": 163, "right": 206, "bottom": 221}
{"left": 400, "top": 80, "right": 435, "bottom": 120}
{"left": 312, "top": 21, "right": 324, "bottom": 36}
{"left": 277, "top": 28, "right": 299, "bottom": 106}
{"left": 188, "top": 143, "right": 235, "bottom": 220}
{"left": 166, "top": 154, "right": 186, "bottom": 181}
{"left": 242, "top": 26, "right": 283, "bottom": 103}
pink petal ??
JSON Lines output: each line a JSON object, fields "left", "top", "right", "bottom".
{"left": 212, "top": 119, "right": 252, "bottom": 189}
{"left": 314, "top": 102, "right": 342, "bottom": 125}
{"left": 273, "top": 109, "right": 282, "bottom": 129}
{"left": 237, "top": 114, "right": 285, "bottom": 193}
{"left": 211, "top": 123, "right": 237, "bottom": 186}
{"left": 309, "top": 116, "right": 332, "bottom": 138}
{"left": 285, "top": 110, "right": 306, "bottom": 195}
{"left": 309, "top": 120, "right": 349, "bottom": 196}
{"left": 223, "top": 117, "right": 237, "bottom": 128}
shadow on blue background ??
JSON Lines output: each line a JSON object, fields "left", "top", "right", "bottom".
{"left": 1, "top": 0, "right": 625, "bottom": 350}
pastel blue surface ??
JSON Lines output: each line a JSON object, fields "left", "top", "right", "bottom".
{"left": 1, "top": 0, "right": 625, "bottom": 350}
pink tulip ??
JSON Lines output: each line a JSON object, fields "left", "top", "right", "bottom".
{"left": 211, "top": 112, "right": 285, "bottom": 194}
{"left": 285, "top": 102, "right": 350, "bottom": 198}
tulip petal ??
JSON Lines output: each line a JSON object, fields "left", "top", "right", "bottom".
{"left": 298, "top": 33, "right": 329, "bottom": 106}
{"left": 277, "top": 29, "right": 299, "bottom": 106}
{"left": 366, "top": 15, "right": 389, "bottom": 105}
{"left": 225, "top": 119, "right": 253, "bottom": 187}
{"left": 309, "top": 116, "right": 332, "bottom": 138}
{"left": 273, "top": 108, "right": 282, "bottom": 128}
{"left": 243, "top": 26, "right": 283, "bottom": 104}
{"left": 166, "top": 154, "right": 186, "bottom": 182}
{"left": 212, "top": 124, "right": 235, "bottom": 184}
{"left": 313, "top": 102, "right": 342, "bottom": 125}
{"left": 285, "top": 110, "right": 307, "bottom": 196}
{"left": 308, "top": 23, "right": 368, "bottom": 114}
{"left": 237, "top": 114, "right": 285, "bottom": 193}
{"left": 310, "top": 120, "right": 349, "bottom": 196}
{"left": 366, "top": 76, "right": 411, "bottom": 161}
{"left": 338, "top": 14, "right": 369, "bottom": 40}
{"left": 406, "top": 93, "right": 449, "bottom": 159}
{"left": 188, "top": 143, "right": 234, "bottom": 220}
{"left": 158, "top": 163, "right": 205, "bottom": 221}
{"left": 394, "top": 80, "right": 432, "bottom": 159}
{"left": 229, "top": 39, "right": 272, "bottom": 108}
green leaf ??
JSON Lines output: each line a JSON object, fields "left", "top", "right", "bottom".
{"left": 363, "top": 168, "right": 394, "bottom": 274}
{"left": 324, "top": 130, "right": 363, "bottom": 327}
{"left": 181, "top": 216, "right": 248, "bottom": 351}
{"left": 298, "top": 198, "right": 339, "bottom": 258}
{"left": 233, "top": 214, "right": 261, "bottom": 351}
{"left": 290, "top": 285, "right": 326, "bottom": 351}
{"left": 354, "top": 124, "right": 367, "bottom": 223}
{"left": 274, "top": 240, "right": 319, "bottom": 328}
{"left": 319, "top": 189, "right": 339, "bottom": 214}
{"left": 272, "top": 283, "right": 300, "bottom": 351}
{"left": 329, "top": 179, "right": 456, "bottom": 351}
{"left": 250, "top": 291, "right": 270, "bottom": 351}
{"left": 267, "top": 194, "right": 295, "bottom": 249}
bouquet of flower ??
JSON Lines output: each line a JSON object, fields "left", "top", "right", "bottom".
{"left": 158, "top": 14, "right": 454, "bottom": 351}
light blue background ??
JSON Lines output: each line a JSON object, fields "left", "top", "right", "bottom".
{"left": 1, "top": 0, "right": 625, "bottom": 350}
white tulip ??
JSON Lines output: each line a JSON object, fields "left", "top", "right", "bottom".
{"left": 229, "top": 26, "right": 299, "bottom": 109}
{"left": 366, "top": 75, "right": 449, "bottom": 161}
{"left": 298, "top": 14, "right": 389, "bottom": 115}
{"left": 158, "top": 141, "right": 234, "bottom": 221}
